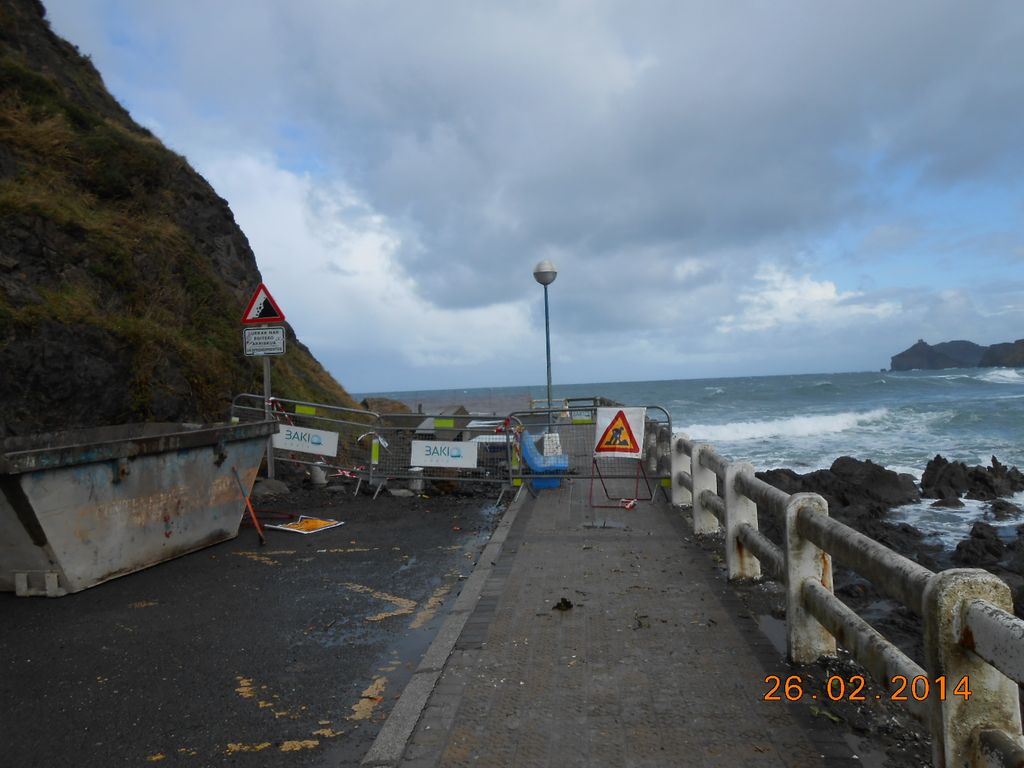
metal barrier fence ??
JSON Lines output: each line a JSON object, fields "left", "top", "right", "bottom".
{"left": 230, "top": 394, "right": 673, "bottom": 499}
{"left": 231, "top": 394, "right": 515, "bottom": 493}
{"left": 506, "top": 404, "right": 673, "bottom": 490}
{"left": 671, "top": 437, "right": 1024, "bottom": 768}
{"left": 360, "top": 410, "right": 511, "bottom": 490}
{"left": 231, "top": 394, "right": 379, "bottom": 478}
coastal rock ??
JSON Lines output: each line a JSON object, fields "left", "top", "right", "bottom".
{"left": 921, "top": 455, "right": 1024, "bottom": 501}
{"left": 890, "top": 340, "right": 976, "bottom": 371}
{"left": 979, "top": 339, "right": 1024, "bottom": 368}
{"left": 758, "top": 457, "right": 918, "bottom": 515}
{"left": 952, "top": 522, "right": 1005, "bottom": 567}
{"left": 986, "top": 499, "right": 1023, "bottom": 521}
{"left": 755, "top": 458, "right": 925, "bottom": 563}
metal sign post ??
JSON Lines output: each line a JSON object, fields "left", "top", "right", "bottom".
{"left": 242, "top": 284, "right": 287, "bottom": 480}
{"left": 263, "top": 357, "right": 275, "bottom": 479}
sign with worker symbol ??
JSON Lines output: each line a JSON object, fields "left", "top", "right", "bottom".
{"left": 594, "top": 408, "right": 646, "bottom": 458}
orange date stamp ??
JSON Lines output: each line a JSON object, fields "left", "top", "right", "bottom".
{"left": 763, "top": 674, "right": 973, "bottom": 703}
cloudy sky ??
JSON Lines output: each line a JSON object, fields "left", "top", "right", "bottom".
{"left": 44, "top": 1, "right": 1024, "bottom": 394}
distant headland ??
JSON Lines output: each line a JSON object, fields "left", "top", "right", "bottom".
{"left": 890, "top": 339, "right": 1024, "bottom": 371}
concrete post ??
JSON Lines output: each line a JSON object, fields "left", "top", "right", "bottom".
{"left": 923, "top": 569, "right": 1023, "bottom": 768}
{"left": 784, "top": 493, "right": 836, "bottom": 663}
{"left": 724, "top": 463, "right": 761, "bottom": 580}
{"left": 690, "top": 444, "right": 718, "bottom": 534}
{"left": 671, "top": 436, "right": 692, "bottom": 507}
{"left": 644, "top": 425, "right": 658, "bottom": 475}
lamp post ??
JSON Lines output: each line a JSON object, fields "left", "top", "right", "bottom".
{"left": 533, "top": 259, "right": 557, "bottom": 433}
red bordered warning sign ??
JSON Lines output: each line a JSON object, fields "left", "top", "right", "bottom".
{"left": 593, "top": 408, "right": 646, "bottom": 458}
{"left": 241, "top": 283, "right": 286, "bottom": 324}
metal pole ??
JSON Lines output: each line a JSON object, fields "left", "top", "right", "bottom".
{"left": 263, "top": 355, "right": 275, "bottom": 479}
{"left": 544, "top": 283, "right": 552, "bottom": 432}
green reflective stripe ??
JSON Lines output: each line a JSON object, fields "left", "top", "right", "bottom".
{"left": 371, "top": 439, "right": 380, "bottom": 465}
{"left": 661, "top": 478, "right": 671, "bottom": 488}
{"left": 572, "top": 418, "right": 594, "bottom": 425}
{"left": 435, "top": 417, "right": 455, "bottom": 428}
{"left": 512, "top": 478, "right": 522, "bottom": 487}
{"left": 295, "top": 405, "right": 316, "bottom": 415}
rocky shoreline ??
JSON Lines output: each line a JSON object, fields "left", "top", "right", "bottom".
{"left": 744, "top": 454, "right": 1024, "bottom": 765}
{"left": 757, "top": 454, "right": 1024, "bottom": 630}
{"left": 683, "top": 455, "right": 1024, "bottom": 766}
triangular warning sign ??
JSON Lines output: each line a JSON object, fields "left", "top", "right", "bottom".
{"left": 595, "top": 410, "right": 640, "bottom": 454}
{"left": 241, "top": 283, "right": 286, "bottom": 324}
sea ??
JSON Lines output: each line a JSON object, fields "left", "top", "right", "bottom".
{"left": 358, "top": 368, "right": 1024, "bottom": 548}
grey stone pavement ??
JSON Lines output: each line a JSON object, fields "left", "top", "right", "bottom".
{"left": 363, "top": 478, "right": 865, "bottom": 768}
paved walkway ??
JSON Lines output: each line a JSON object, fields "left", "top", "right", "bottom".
{"left": 364, "top": 479, "right": 863, "bottom": 767}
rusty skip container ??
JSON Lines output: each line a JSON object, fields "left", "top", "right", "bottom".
{"left": 0, "top": 420, "right": 277, "bottom": 597}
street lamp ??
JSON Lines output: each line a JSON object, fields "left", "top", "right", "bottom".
{"left": 533, "top": 259, "right": 557, "bottom": 433}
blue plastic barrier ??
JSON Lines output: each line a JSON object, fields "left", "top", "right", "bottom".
{"left": 519, "top": 431, "right": 568, "bottom": 489}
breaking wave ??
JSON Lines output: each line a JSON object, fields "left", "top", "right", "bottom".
{"left": 978, "top": 369, "right": 1024, "bottom": 385}
{"left": 680, "top": 409, "right": 890, "bottom": 443}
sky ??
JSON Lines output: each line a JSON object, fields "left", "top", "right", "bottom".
{"left": 43, "top": 1, "right": 1024, "bottom": 394}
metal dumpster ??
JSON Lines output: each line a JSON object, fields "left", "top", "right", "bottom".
{"left": 0, "top": 420, "right": 277, "bottom": 597}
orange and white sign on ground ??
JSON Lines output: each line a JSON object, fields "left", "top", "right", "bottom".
{"left": 593, "top": 407, "right": 646, "bottom": 459}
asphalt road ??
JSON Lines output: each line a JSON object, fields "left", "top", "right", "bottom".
{"left": 0, "top": 485, "right": 504, "bottom": 767}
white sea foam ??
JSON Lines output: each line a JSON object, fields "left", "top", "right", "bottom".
{"left": 978, "top": 369, "right": 1024, "bottom": 385}
{"left": 680, "top": 408, "right": 890, "bottom": 443}
{"left": 890, "top": 491, "right": 1024, "bottom": 549}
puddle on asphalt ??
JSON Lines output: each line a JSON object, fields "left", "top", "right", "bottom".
{"left": 756, "top": 613, "right": 788, "bottom": 656}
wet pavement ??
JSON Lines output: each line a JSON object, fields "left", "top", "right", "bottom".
{"left": 0, "top": 486, "right": 503, "bottom": 767}
{"left": 366, "top": 480, "right": 909, "bottom": 767}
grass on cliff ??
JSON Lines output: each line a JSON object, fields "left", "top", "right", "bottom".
{"left": 0, "top": 49, "right": 356, "bottom": 423}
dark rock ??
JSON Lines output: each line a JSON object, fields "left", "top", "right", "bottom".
{"left": 252, "top": 478, "right": 291, "bottom": 497}
{"left": 952, "top": 522, "right": 1005, "bottom": 567}
{"left": 930, "top": 498, "right": 965, "bottom": 509}
{"left": 979, "top": 339, "right": 1024, "bottom": 368}
{"left": 758, "top": 457, "right": 919, "bottom": 514}
{"left": 922, "top": 455, "right": 1024, "bottom": 501}
{"left": 986, "top": 499, "right": 1023, "bottom": 521}
{"left": 755, "top": 468, "right": 806, "bottom": 496}
{"left": 890, "top": 340, "right": 966, "bottom": 371}
{"left": 828, "top": 456, "right": 920, "bottom": 507}
{"left": 921, "top": 455, "right": 969, "bottom": 500}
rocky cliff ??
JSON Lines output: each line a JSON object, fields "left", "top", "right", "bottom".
{"left": 979, "top": 340, "right": 1024, "bottom": 368}
{"left": 891, "top": 339, "right": 1021, "bottom": 371}
{"left": 0, "top": 0, "right": 356, "bottom": 437}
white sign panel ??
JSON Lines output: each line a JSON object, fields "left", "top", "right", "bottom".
{"left": 593, "top": 407, "right": 647, "bottom": 459}
{"left": 272, "top": 426, "right": 339, "bottom": 456}
{"left": 411, "top": 440, "right": 478, "bottom": 469}
{"left": 243, "top": 326, "right": 286, "bottom": 356}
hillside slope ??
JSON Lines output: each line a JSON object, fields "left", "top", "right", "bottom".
{"left": 0, "top": 0, "right": 356, "bottom": 436}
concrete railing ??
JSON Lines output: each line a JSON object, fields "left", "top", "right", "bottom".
{"left": 672, "top": 437, "right": 1024, "bottom": 768}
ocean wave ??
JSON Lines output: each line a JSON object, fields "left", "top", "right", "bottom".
{"left": 978, "top": 369, "right": 1024, "bottom": 385}
{"left": 680, "top": 408, "right": 890, "bottom": 443}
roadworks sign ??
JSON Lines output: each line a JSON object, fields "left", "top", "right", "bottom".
{"left": 594, "top": 407, "right": 646, "bottom": 458}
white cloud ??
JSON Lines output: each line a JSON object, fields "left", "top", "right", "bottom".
{"left": 718, "top": 265, "right": 900, "bottom": 334}
{"left": 41, "top": 0, "right": 1024, "bottom": 388}
{"left": 199, "top": 153, "right": 535, "bottom": 387}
